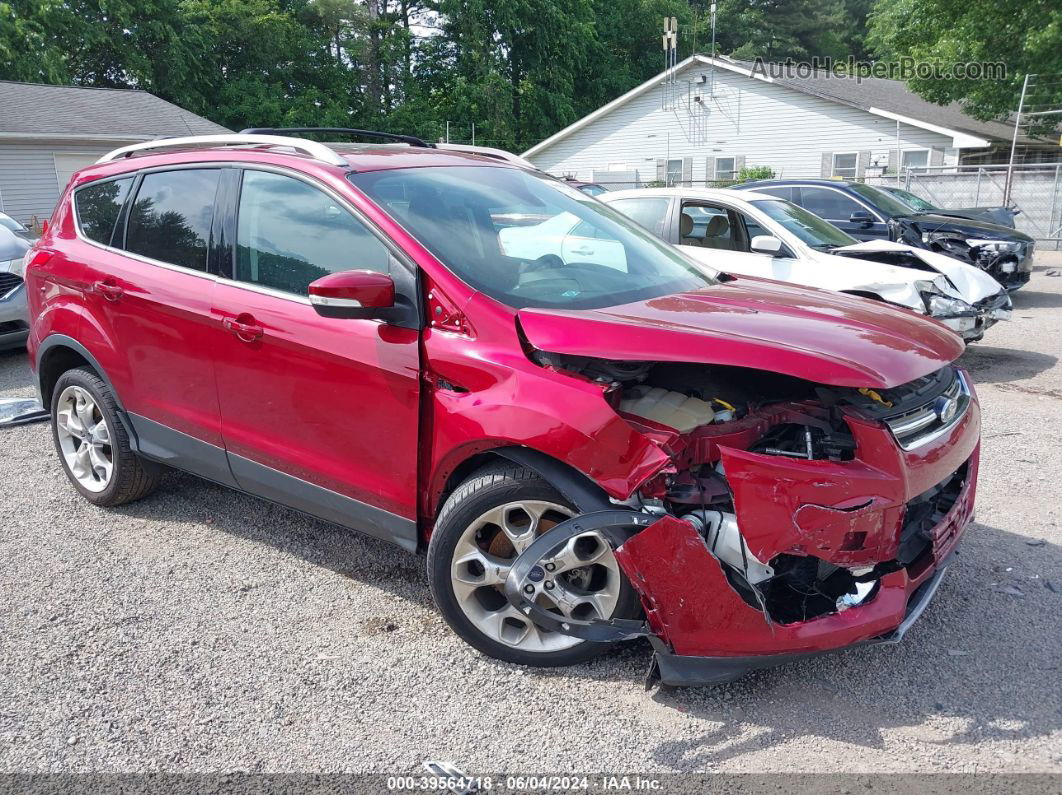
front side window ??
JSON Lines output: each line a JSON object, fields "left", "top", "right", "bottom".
{"left": 235, "top": 171, "right": 391, "bottom": 296}
{"left": 349, "top": 167, "right": 713, "bottom": 310}
{"left": 125, "top": 169, "right": 220, "bottom": 271}
{"left": 832, "top": 153, "right": 858, "bottom": 179}
{"left": 75, "top": 178, "right": 133, "bottom": 246}
{"left": 750, "top": 199, "right": 857, "bottom": 249}
{"left": 679, "top": 204, "right": 746, "bottom": 252}
{"left": 798, "top": 187, "right": 864, "bottom": 221}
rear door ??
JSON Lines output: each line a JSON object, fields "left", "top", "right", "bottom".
{"left": 210, "top": 167, "right": 421, "bottom": 549}
{"left": 74, "top": 167, "right": 235, "bottom": 485}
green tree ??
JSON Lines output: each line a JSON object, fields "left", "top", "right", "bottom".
{"left": 868, "top": 0, "right": 1062, "bottom": 124}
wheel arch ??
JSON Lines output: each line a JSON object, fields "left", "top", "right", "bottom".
{"left": 36, "top": 334, "right": 138, "bottom": 447}
{"left": 427, "top": 445, "right": 613, "bottom": 532}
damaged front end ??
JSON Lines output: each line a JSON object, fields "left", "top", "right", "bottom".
{"left": 512, "top": 354, "right": 980, "bottom": 686}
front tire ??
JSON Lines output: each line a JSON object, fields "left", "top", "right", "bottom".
{"left": 427, "top": 462, "right": 640, "bottom": 667}
{"left": 50, "top": 367, "right": 161, "bottom": 506}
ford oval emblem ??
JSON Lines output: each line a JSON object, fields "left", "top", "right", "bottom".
{"left": 935, "top": 395, "right": 959, "bottom": 424}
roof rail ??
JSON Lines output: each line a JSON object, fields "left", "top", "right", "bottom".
{"left": 96, "top": 134, "right": 349, "bottom": 167}
{"left": 240, "top": 127, "right": 434, "bottom": 148}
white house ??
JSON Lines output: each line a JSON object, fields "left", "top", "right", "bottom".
{"left": 524, "top": 55, "right": 1045, "bottom": 188}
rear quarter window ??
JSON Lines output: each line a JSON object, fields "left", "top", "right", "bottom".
{"left": 74, "top": 178, "right": 134, "bottom": 246}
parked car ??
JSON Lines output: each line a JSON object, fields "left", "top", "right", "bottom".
{"left": 25, "top": 131, "right": 980, "bottom": 687}
{"left": 563, "top": 178, "right": 609, "bottom": 196}
{"left": 738, "top": 179, "right": 1035, "bottom": 290}
{"left": 0, "top": 225, "right": 30, "bottom": 350}
{"left": 0, "top": 211, "right": 36, "bottom": 242}
{"left": 879, "top": 185, "right": 1018, "bottom": 229}
{"left": 590, "top": 187, "right": 1009, "bottom": 343}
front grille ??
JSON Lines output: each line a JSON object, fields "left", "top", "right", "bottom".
{"left": 883, "top": 370, "right": 971, "bottom": 450}
{"left": 897, "top": 460, "right": 969, "bottom": 565}
{"left": 0, "top": 272, "right": 23, "bottom": 296}
{"left": 0, "top": 320, "right": 27, "bottom": 334}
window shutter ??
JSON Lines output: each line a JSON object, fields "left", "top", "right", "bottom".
{"left": 929, "top": 147, "right": 944, "bottom": 167}
{"left": 681, "top": 156, "right": 693, "bottom": 186}
{"left": 656, "top": 158, "right": 667, "bottom": 184}
{"left": 887, "top": 150, "right": 898, "bottom": 175}
{"left": 856, "top": 151, "right": 871, "bottom": 179}
{"left": 821, "top": 152, "right": 833, "bottom": 177}
{"left": 705, "top": 157, "right": 716, "bottom": 182}
{"left": 734, "top": 155, "right": 746, "bottom": 177}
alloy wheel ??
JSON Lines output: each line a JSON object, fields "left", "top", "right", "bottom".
{"left": 54, "top": 385, "right": 113, "bottom": 493}
{"left": 450, "top": 500, "right": 622, "bottom": 652}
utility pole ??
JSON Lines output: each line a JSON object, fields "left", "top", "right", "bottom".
{"left": 1004, "top": 74, "right": 1031, "bottom": 207}
{"left": 471, "top": 123, "right": 475, "bottom": 146}
{"left": 446, "top": 121, "right": 450, "bottom": 143}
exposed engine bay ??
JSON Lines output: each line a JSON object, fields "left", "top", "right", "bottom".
{"left": 528, "top": 351, "right": 975, "bottom": 632}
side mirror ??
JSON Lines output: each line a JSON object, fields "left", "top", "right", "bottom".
{"left": 849, "top": 210, "right": 874, "bottom": 225}
{"left": 750, "top": 235, "right": 783, "bottom": 255}
{"left": 308, "top": 270, "right": 395, "bottom": 319}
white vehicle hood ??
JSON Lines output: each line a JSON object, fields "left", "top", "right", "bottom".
{"left": 831, "top": 239, "right": 1004, "bottom": 304}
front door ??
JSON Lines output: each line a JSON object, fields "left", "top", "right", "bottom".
{"left": 796, "top": 186, "right": 890, "bottom": 240}
{"left": 210, "top": 168, "right": 421, "bottom": 550}
{"left": 75, "top": 167, "right": 235, "bottom": 485}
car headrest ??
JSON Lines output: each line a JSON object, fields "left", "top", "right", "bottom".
{"left": 705, "top": 214, "right": 729, "bottom": 237}
{"left": 680, "top": 213, "right": 694, "bottom": 237}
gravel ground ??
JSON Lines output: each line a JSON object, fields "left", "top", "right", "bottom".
{"left": 0, "top": 263, "right": 1060, "bottom": 776}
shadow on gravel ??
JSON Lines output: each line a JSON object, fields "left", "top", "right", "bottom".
{"left": 959, "top": 345, "right": 1057, "bottom": 385}
{"left": 1010, "top": 288, "right": 1062, "bottom": 310}
{"left": 647, "top": 521, "right": 1062, "bottom": 769}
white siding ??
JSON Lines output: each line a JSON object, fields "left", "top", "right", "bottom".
{"left": 0, "top": 141, "right": 127, "bottom": 226}
{"left": 528, "top": 66, "right": 954, "bottom": 185}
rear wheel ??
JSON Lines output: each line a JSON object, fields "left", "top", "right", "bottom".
{"left": 50, "top": 367, "right": 161, "bottom": 506}
{"left": 428, "top": 463, "right": 639, "bottom": 666}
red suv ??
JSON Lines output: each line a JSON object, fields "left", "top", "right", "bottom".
{"left": 24, "top": 131, "right": 980, "bottom": 686}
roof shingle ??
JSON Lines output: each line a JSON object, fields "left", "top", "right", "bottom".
{"left": 0, "top": 81, "right": 230, "bottom": 138}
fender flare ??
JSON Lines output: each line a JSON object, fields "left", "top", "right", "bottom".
{"left": 35, "top": 334, "right": 139, "bottom": 448}
{"left": 494, "top": 446, "right": 613, "bottom": 513}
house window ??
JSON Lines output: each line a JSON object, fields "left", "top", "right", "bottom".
{"left": 901, "top": 150, "right": 929, "bottom": 172}
{"left": 715, "top": 157, "right": 736, "bottom": 181}
{"left": 666, "top": 158, "right": 683, "bottom": 186}
{"left": 832, "top": 152, "right": 858, "bottom": 179}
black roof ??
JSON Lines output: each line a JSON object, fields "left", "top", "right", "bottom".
{"left": 0, "top": 81, "right": 230, "bottom": 138}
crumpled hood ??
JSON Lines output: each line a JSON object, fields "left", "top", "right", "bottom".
{"left": 901, "top": 213, "right": 1033, "bottom": 241}
{"left": 832, "top": 239, "right": 1005, "bottom": 303}
{"left": 518, "top": 278, "right": 964, "bottom": 389}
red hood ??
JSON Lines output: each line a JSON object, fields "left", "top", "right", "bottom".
{"left": 518, "top": 278, "right": 963, "bottom": 389}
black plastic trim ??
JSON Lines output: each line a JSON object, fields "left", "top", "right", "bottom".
{"left": 494, "top": 447, "right": 612, "bottom": 513}
{"left": 127, "top": 412, "right": 239, "bottom": 488}
{"left": 227, "top": 453, "right": 418, "bottom": 552}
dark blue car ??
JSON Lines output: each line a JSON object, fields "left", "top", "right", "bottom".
{"left": 737, "top": 179, "right": 1034, "bottom": 290}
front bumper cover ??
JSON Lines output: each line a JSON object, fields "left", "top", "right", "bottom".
{"left": 503, "top": 411, "right": 979, "bottom": 687}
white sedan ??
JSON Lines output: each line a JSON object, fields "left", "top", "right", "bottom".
{"left": 588, "top": 187, "right": 1011, "bottom": 343}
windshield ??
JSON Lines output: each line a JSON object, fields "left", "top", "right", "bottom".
{"left": 349, "top": 166, "right": 714, "bottom": 310}
{"left": 848, "top": 182, "right": 918, "bottom": 217}
{"left": 888, "top": 187, "right": 936, "bottom": 212}
{"left": 750, "top": 199, "right": 856, "bottom": 248}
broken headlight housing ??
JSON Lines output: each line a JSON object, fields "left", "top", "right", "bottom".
{"left": 916, "top": 278, "right": 974, "bottom": 318}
